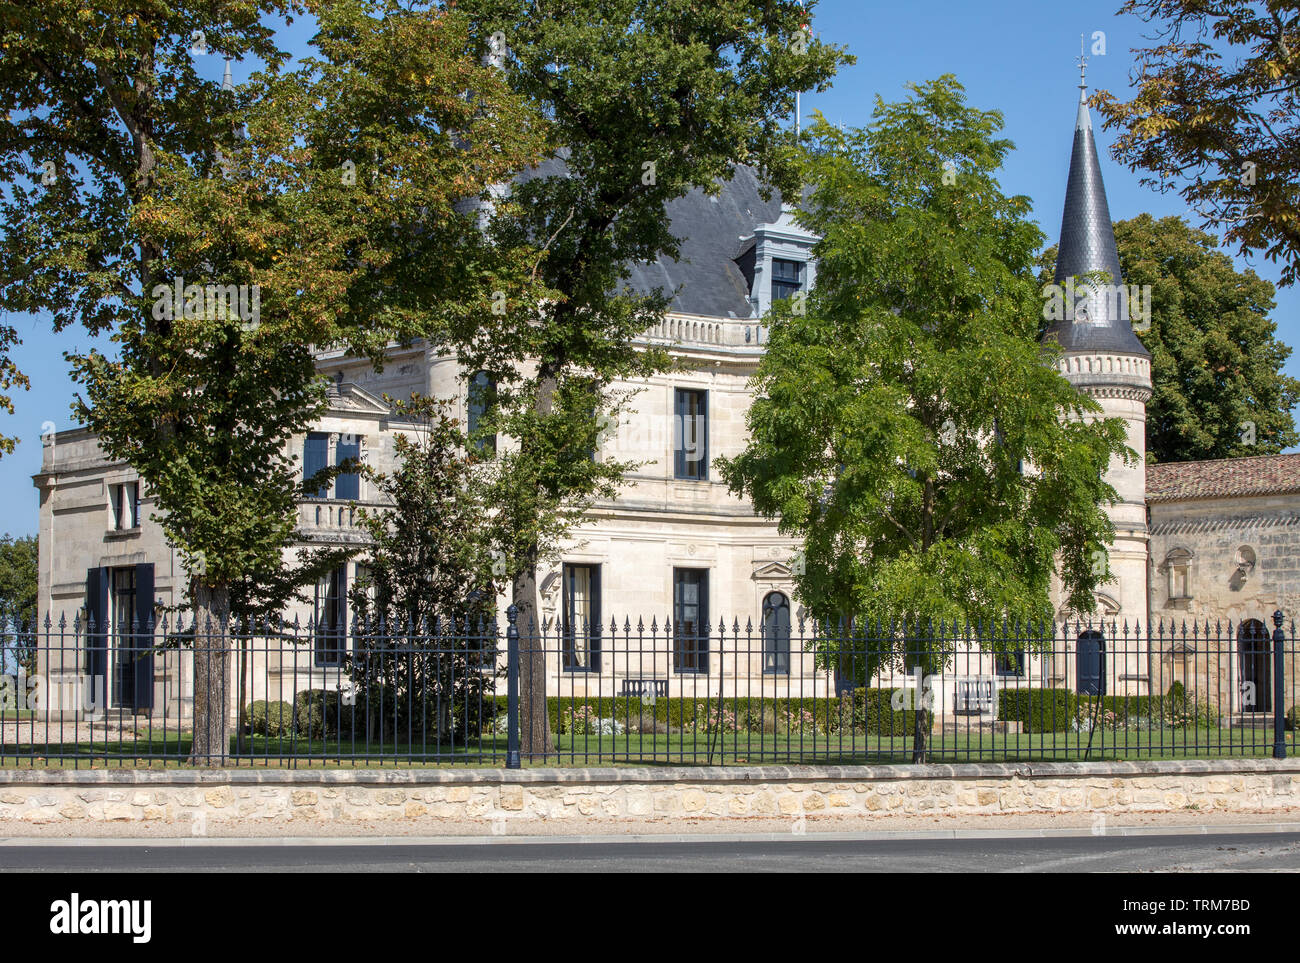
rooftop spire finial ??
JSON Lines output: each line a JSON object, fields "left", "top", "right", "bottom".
{"left": 1076, "top": 34, "right": 1087, "bottom": 98}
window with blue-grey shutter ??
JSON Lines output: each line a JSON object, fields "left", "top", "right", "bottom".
{"left": 303, "top": 432, "right": 329, "bottom": 498}
{"left": 86, "top": 564, "right": 154, "bottom": 711}
{"left": 335, "top": 435, "right": 361, "bottom": 501}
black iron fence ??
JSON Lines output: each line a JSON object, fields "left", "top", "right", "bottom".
{"left": 0, "top": 608, "right": 1295, "bottom": 767}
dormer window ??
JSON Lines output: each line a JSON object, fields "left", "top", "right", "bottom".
{"left": 771, "top": 258, "right": 804, "bottom": 302}
{"left": 743, "top": 205, "right": 818, "bottom": 319}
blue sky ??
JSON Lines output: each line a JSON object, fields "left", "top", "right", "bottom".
{"left": 1, "top": 0, "right": 1295, "bottom": 538}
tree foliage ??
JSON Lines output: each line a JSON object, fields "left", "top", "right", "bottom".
{"left": 446, "top": 0, "right": 851, "bottom": 756}
{"left": 0, "top": 534, "right": 37, "bottom": 675}
{"left": 0, "top": 0, "right": 300, "bottom": 456}
{"left": 0, "top": 0, "right": 547, "bottom": 761}
{"left": 720, "top": 79, "right": 1135, "bottom": 760}
{"left": 348, "top": 396, "right": 500, "bottom": 741}
{"left": 1039, "top": 213, "right": 1300, "bottom": 463}
{"left": 0, "top": 534, "right": 37, "bottom": 627}
{"left": 1094, "top": 1, "right": 1300, "bottom": 286}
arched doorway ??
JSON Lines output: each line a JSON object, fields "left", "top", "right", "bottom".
{"left": 761, "top": 592, "right": 791, "bottom": 674}
{"left": 1076, "top": 630, "right": 1105, "bottom": 696}
{"left": 1238, "top": 619, "right": 1271, "bottom": 713}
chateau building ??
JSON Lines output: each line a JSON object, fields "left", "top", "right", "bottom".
{"left": 30, "top": 77, "right": 1300, "bottom": 720}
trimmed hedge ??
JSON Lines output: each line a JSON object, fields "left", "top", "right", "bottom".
{"left": 241, "top": 700, "right": 293, "bottom": 737}
{"left": 488, "top": 689, "right": 930, "bottom": 736}
{"left": 1001, "top": 683, "right": 1221, "bottom": 733}
{"left": 294, "top": 689, "right": 358, "bottom": 739}
{"left": 998, "top": 688, "right": 1077, "bottom": 733}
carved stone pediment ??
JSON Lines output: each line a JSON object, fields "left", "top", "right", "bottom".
{"left": 325, "top": 382, "right": 392, "bottom": 415}
{"left": 752, "top": 561, "right": 792, "bottom": 580}
{"left": 1057, "top": 592, "right": 1121, "bottom": 622}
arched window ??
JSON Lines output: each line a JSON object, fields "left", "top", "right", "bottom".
{"left": 1163, "top": 547, "right": 1193, "bottom": 600}
{"left": 1238, "top": 619, "right": 1271, "bottom": 713}
{"left": 762, "top": 592, "right": 791, "bottom": 675}
{"left": 468, "top": 371, "right": 496, "bottom": 454}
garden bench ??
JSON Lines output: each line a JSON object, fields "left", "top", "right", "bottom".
{"left": 618, "top": 678, "right": 668, "bottom": 699}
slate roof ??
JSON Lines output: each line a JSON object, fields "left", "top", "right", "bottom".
{"left": 1146, "top": 453, "right": 1300, "bottom": 502}
{"left": 1040, "top": 82, "right": 1150, "bottom": 358}
{"left": 624, "top": 165, "right": 785, "bottom": 318}
{"left": 518, "top": 157, "right": 785, "bottom": 319}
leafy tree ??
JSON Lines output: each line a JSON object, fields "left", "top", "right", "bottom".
{"left": 1039, "top": 213, "right": 1300, "bottom": 462}
{"left": 1094, "top": 1, "right": 1300, "bottom": 286}
{"left": 2, "top": 1, "right": 546, "bottom": 762}
{"left": 348, "top": 397, "right": 500, "bottom": 742}
{"left": 448, "top": 0, "right": 850, "bottom": 757}
{"left": 719, "top": 79, "right": 1134, "bottom": 762}
{"left": 0, "top": 534, "right": 36, "bottom": 628}
{"left": 0, "top": 333, "right": 27, "bottom": 457}
{"left": 0, "top": 534, "right": 37, "bottom": 674}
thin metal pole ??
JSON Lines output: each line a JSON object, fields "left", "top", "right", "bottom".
{"left": 1273, "top": 610, "right": 1286, "bottom": 760}
{"left": 506, "top": 604, "right": 521, "bottom": 769}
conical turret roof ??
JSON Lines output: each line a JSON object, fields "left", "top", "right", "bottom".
{"left": 1041, "top": 65, "right": 1149, "bottom": 357}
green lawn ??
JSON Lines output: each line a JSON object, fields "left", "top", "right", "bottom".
{"left": 1, "top": 727, "right": 1295, "bottom": 768}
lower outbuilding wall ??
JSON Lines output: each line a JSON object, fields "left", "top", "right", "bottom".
{"left": 1, "top": 761, "right": 1299, "bottom": 831}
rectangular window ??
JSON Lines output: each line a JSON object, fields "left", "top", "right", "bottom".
{"left": 673, "top": 568, "right": 709, "bottom": 673}
{"left": 109, "top": 482, "right": 140, "bottom": 530}
{"left": 313, "top": 567, "right": 347, "bottom": 666}
{"left": 562, "top": 564, "right": 601, "bottom": 672}
{"left": 674, "top": 388, "right": 708, "bottom": 481}
{"left": 303, "top": 432, "right": 330, "bottom": 499}
{"left": 303, "top": 433, "right": 363, "bottom": 500}
{"left": 995, "top": 649, "right": 1025, "bottom": 676}
{"left": 109, "top": 567, "right": 136, "bottom": 708}
{"left": 771, "top": 258, "right": 804, "bottom": 302}
{"left": 468, "top": 372, "right": 496, "bottom": 455}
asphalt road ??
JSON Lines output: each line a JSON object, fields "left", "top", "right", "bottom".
{"left": 3, "top": 832, "right": 1299, "bottom": 872}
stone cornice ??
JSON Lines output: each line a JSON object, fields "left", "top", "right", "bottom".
{"left": 1079, "top": 384, "right": 1153, "bottom": 403}
{"left": 1149, "top": 512, "right": 1300, "bottom": 536}
{"left": 1, "top": 758, "right": 1296, "bottom": 786}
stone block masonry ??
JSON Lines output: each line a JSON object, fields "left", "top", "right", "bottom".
{"left": 0, "top": 761, "right": 1298, "bottom": 832}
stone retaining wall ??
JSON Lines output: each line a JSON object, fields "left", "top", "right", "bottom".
{"left": 0, "top": 761, "right": 1297, "bottom": 830}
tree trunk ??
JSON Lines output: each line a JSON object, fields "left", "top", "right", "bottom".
{"left": 189, "top": 581, "right": 230, "bottom": 765}
{"left": 512, "top": 366, "right": 560, "bottom": 760}
{"left": 912, "top": 701, "right": 931, "bottom": 764}
{"left": 236, "top": 634, "right": 248, "bottom": 757}
{"left": 514, "top": 563, "right": 552, "bottom": 759}
{"left": 910, "top": 636, "right": 932, "bottom": 764}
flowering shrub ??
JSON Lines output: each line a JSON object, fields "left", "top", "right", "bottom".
{"left": 1166, "top": 694, "right": 1218, "bottom": 730}
{"left": 690, "top": 702, "right": 738, "bottom": 733}
{"left": 558, "top": 703, "right": 625, "bottom": 736}
{"left": 780, "top": 707, "right": 820, "bottom": 734}
{"left": 1073, "top": 701, "right": 1122, "bottom": 732}
{"left": 1073, "top": 687, "right": 1220, "bottom": 732}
